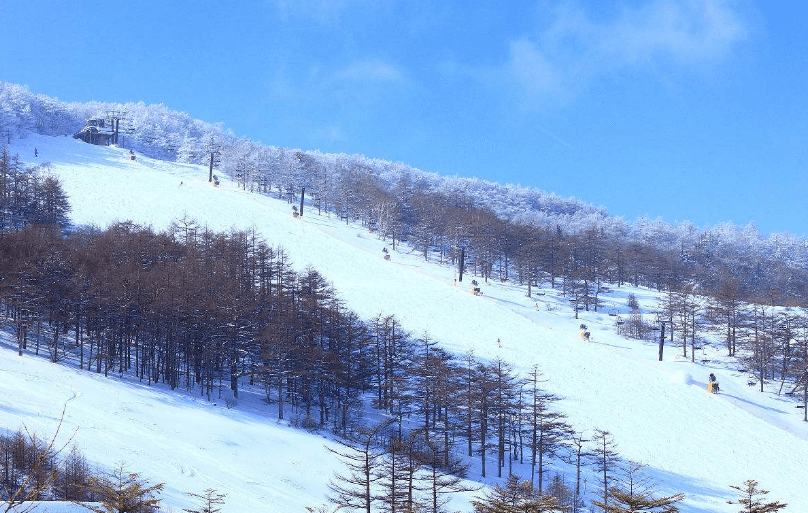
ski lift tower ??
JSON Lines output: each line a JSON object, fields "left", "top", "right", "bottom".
{"left": 106, "top": 110, "right": 127, "bottom": 146}
{"left": 206, "top": 137, "right": 221, "bottom": 183}
{"left": 652, "top": 314, "right": 670, "bottom": 361}
{"left": 120, "top": 120, "right": 136, "bottom": 149}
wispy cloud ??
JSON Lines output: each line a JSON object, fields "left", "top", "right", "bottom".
{"left": 267, "top": 58, "right": 406, "bottom": 104}
{"left": 335, "top": 59, "right": 406, "bottom": 85}
{"left": 502, "top": 0, "right": 748, "bottom": 104}
{"left": 265, "top": 57, "right": 406, "bottom": 146}
{"left": 270, "top": 0, "right": 378, "bottom": 24}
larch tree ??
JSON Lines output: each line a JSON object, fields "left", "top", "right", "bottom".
{"left": 727, "top": 480, "right": 787, "bottom": 513}
{"left": 562, "top": 430, "right": 592, "bottom": 513}
{"left": 84, "top": 462, "right": 164, "bottom": 513}
{"left": 591, "top": 429, "right": 620, "bottom": 511}
{"left": 524, "top": 365, "right": 570, "bottom": 495}
{"left": 1, "top": 409, "right": 74, "bottom": 513}
{"left": 591, "top": 461, "right": 685, "bottom": 513}
{"left": 326, "top": 420, "right": 392, "bottom": 513}
{"left": 471, "top": 474, "right": 563, "bottom": 513}
{"left": 184, "top": 488, "right": 227, "bottom": 513}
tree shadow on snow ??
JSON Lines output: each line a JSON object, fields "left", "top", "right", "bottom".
{"left": 642, "top": 466, "right": 734, "bottom": 513}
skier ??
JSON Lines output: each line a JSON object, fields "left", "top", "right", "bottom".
{"left": 34, "top": 148, "right": 38, "bottom": 157}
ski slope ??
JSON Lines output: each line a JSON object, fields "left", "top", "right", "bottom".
{"left": 2, "top": 133, "right": 807, "bottom": 513}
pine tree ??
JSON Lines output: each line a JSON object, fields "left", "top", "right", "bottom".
{"left": 727, "top": 480, "right": 787, "bottom": 513}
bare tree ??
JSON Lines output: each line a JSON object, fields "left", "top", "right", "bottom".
{"left": 183, "top": 488, "right": 227, "bottom": 513}
{"left": 727, "top": 480, "right": 787, "bottom": 513}
{"left": 326, "top": 420, "right": 392, "bottom": 513}
{"left": 1, "top": 408, "right": 74, "bottom": 513}
{"left": 471, "top": 474, "right": 563, "bottom": 513}
{"left": 591, "top": 429, "right": 620, "bottom": 511}
{"left": 84, "top": 462, "right": 164, "bottom": 513}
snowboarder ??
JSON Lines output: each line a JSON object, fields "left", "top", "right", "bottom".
{"left": 708, "top": 373, "right": 720, "bottom": 393}
{"left": 34, "top": 148, "right": 38, "bottom": 157}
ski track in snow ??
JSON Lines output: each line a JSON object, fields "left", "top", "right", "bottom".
{"left": 0, "top": 134, "right": 806, "bottom": 513}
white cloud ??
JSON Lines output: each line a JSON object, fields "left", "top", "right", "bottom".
{"left": 335, "top": 59, "right": 406, "bottom": 84}
{"left": 603, "top": 0, "right": 747, "bottom": 64}
{"left": 503, "top": 0, "right": 748, "bottom": 103}
{"left": 507, "top": 38, "right": 571, "bottom": 103}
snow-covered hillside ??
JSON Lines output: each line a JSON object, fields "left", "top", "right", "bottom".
{"left": 2, "top": 134, "right": 807, "bottom": 513}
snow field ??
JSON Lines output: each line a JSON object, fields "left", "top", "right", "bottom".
{"left": 1, "top": 133, "right": 806, "bottom": 512}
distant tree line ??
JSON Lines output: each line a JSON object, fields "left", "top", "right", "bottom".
{"left": 3, "top": 80, "right": 808, "bottom": 312}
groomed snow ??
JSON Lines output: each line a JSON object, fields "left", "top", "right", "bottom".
{"left": 1, "top": 133, "right": 806, "bottom": 513}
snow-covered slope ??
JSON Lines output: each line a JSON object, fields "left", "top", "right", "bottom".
{"left": 2, "top": 134, "right": 807, "bottom": 513}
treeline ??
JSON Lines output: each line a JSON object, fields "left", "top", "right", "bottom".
{"left": 0, "top": 220, "right": 371, "bottom": 421}
{"left": 5, "top": 80, "right": 808, "bottom": 311}
{"left": 0, "top": 425, "right": 95, "bottom": 503}
{"left": 258, "top": 161, "right": 808, "bottom": 308}
{"left": 0, "top": 147, "right": 71, "bottom": 231}
{"left": 0, "top": 420, "right": 214, "bottom": 513}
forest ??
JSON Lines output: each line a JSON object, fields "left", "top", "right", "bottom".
{"left": 2, "top": 80, "right": 808, "bottom": 306}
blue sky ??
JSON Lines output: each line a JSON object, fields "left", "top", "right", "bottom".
{"left": 1, "top": 1, "right": 806, "bottom": 235}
